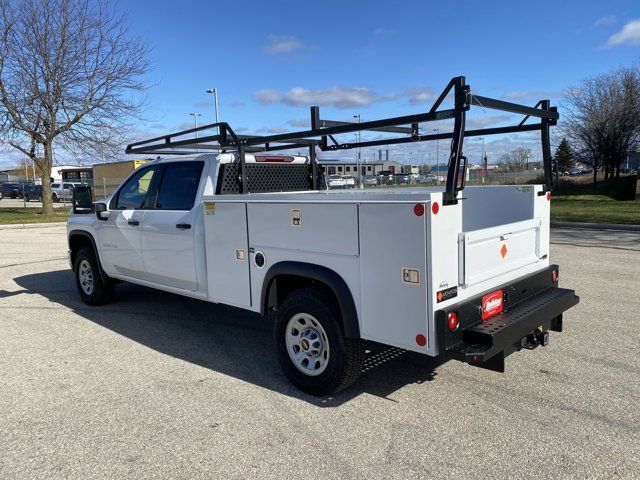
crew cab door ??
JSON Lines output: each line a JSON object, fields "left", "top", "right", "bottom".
{"left": 99, "top": 165, "right": 159, "bottom": 277}
{"left": 139, "top": 161, "right": 204, "bottom": 291}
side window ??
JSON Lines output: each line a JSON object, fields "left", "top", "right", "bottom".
{"left": 51, "top": 183, "right": 60, "bottom": 189}
{"left": 114, "top": 167, "right": 156, "bottom": 210}
{"left": 155, "top": 162, "right": 204, "bottom": 210}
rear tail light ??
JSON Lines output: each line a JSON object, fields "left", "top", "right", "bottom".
{"left": 552, "top": 269, "right": 558, "bottom": 283}
{"left": 447, "top": 312, "right": 459, "bottom": 331}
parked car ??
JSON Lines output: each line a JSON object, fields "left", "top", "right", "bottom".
{"left": 376, "top": 170, "right": 394, "bottom": 185}
{"left": 0, "top": 190, "right": 3, "bottom": 201}
{"left": 417, "top": 174, "right": 437, "bottom": 184}
{"left": 326, "top": 174, "right": 347, "bottom": 189}
{"left": 394, "top": 172, "right": 414, "bottom": 185}
{"left": 362, "top": 175, "right": 378, "bottom": 187}
{"left": 23, "top": 184, "right": 43, "bottom": 202}
{"left": 0, "top": 182, "right": 20, "bottom": 199}
{"left": 343, "top": 176, "right": 355, "bottom": 188}
{"left": 51, "top": 182, "right": 81, "bottom": 202}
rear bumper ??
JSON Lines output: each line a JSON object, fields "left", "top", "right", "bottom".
{"left": 436, "top": 265, "right": 579, "bottom": 372}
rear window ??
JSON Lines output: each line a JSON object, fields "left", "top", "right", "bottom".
{"left": 51, "top": 183, "right": 60, "bottom": 188}
{"left": 154, "top": 162, "right": 204, "bottom": 210}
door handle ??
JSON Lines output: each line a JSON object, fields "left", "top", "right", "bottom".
{"left": 128, "top": 220, "right": 140, "bottom": 226}
{"left": 176, "top": 223, "right": 192, "bottom": 230}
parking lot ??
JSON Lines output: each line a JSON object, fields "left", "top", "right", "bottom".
{"left": 0, "top": 225, "right": 638, "bottom": 479}
{"left": 0, "top": 197, "right": 69, "bottom": 209}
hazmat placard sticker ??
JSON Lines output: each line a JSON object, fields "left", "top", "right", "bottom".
{"left": 205, "top": 202, "right": 216, "bottom": 215}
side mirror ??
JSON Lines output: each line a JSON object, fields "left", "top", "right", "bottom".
{"left": 94, "top": 202, "right": 109, "bottom": 221}
{"left": 72, "top": 186, "right": 94, "bottom": 214}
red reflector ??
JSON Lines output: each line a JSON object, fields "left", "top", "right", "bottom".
{"left": 552, "top": 270, "right": 558, "bottom": 283}
{"left": 546, "top": 191, "right": 551, "bottom": 201}
{"left": 431, "top": 202, "right": 439, "bottom": 215}
{"left": 447, "top": 312, "right": 459, "bottom": 331}
{"left": 481, "top": 290, "right": 503, "bottom": 320}
{"left": 413, "top": 204, "right": 425, "bottom": 216}
{"left": 415, "top": 334, "right": 427, "bottom": 346}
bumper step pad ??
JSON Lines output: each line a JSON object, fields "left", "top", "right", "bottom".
{"left": 447, "top": 287, "right": 579, "bottom": 370}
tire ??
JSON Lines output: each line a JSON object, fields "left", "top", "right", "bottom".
{"left": 73, "top": 246, "right": 115, "bottom": 306}
{"left": 52, "top": 193, "right": 59, "bottom": 203}
{"left": 274, "top": 287, "right": 365, "bottom": 396}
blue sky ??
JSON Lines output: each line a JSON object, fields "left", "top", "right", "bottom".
{"left": 3, "top": 0, "right": 640, "bottom": 168}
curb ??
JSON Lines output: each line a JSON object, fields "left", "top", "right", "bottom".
{"left": 551, "top": 221, "right": 640, "bottom": 232}
{"left": 0, "top": 222, "right": 66, "bottom": 230}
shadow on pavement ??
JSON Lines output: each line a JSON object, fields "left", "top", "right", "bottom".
{"left": 13, "top": 269, "right": 442, "bottom": 407}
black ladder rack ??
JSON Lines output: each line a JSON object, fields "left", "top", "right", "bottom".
{"left": 126, "top": 76, "right": 558, "bottom": 203}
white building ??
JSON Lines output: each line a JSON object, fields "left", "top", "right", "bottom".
{"left": 318, "top": 160, "right": 403, "bottom": 177}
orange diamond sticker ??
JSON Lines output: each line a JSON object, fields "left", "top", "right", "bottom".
{"left": 500, "top": 244, "right": 508, "bottom": 258}
{"left": 437, "top": 291, "right": 443, "bottom": 302}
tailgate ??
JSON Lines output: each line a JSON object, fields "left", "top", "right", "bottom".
{"left": 458, "top": 218, "right": 541, "bottom": 287}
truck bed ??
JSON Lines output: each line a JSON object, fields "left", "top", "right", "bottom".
{"left": 201, "top": 184, "right": 551, "bottom": 356}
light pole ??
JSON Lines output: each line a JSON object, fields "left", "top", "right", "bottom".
{"left": 353, "top": 114, "right": 363, "bottom": 189}
{"left": 433, "top": 128, "right": 440, "bottom": 182}
{"left": 479, "top": 137, "right": 485, "bottom": 183}
{"left": 189, "top": 113, "right": 201, "bottom": 136}
{"left": 189, "top": 113, "right": 201, "bottom": 152}
{"left": 205, "top": 88, "right": 220, "bottom": 124}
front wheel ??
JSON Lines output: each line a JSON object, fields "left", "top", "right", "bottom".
{"left": 275, "top": 288, "right": 364, "bottom": 396}
{"left": 73, "top": 247, "right": 115, "bottom": 306}
{"left": 52, "top": 193, "right": 59, "bottom": 203}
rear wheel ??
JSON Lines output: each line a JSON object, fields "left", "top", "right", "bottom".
{"left": 275, "top": 288, "right": 364, "bottom": 396}
{"left": 73, "top": 247, "right": 115, "bottom": 306}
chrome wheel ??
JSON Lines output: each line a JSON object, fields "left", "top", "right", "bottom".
{"left": 78, "top": 259, "right": 94, "bottom": 295}
{"left": 285, "top": 313, "right": 330, "bottom": 376}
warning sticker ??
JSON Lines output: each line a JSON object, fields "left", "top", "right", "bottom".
{"left": 437, "top": 286, "right": 458, "bottom": 303}
{"left": 205, "top": 202, "right": 216, "bottom": 215}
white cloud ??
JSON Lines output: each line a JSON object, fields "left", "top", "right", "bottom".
{"left": 264, "top": 35, "right": 311, "bottom": 56}
{"left": 257, "top": 126, "right": 287, "bottom": 134}
{"left": 466, "top": 115, "right": 513, "bottom": 129}
{"left": 605, "top": 19, "right": 640, "bottom": 47}
{"left": 405, "top": 87, "right": 434, "bottom": 105}
{"left": 501, "top": 91, "right": 561, "bottom": 101}
{"left": 593, "top": 15, "right": 616, "bottom": 28}
{"left": 253, "top": 89, "right": 281, "bottom": 105}
{"left": 287, "top": 118, "right": 310, "bottom": 128}
{"left": 253, "top": 86, "right": 396, "bottom": 109}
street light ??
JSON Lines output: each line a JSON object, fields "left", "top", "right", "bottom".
{"left": 188, "top": 112, "right": 201, "bottom": 136}
{"left": 205, "top": 88, "right": 220, "bottom": 124}
{"left": 353, "top": 114, "right": 363, "bottom": 189}
{"left": 433, "top": 129, "right": 440, "bottom": 182}
{"left": 189, "top": 112, "right": 201, "bottom": 152}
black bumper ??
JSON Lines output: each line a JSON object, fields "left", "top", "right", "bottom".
{"left": 436, "top": 265, "right": 579, "bottom": 372}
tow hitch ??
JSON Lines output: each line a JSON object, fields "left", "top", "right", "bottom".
{"left": 521, "top": 331, "right": 549, "bottom": 350}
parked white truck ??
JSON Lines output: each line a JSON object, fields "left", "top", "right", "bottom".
{"left": 67, "top": 77, "right": 579, "bottom": 395}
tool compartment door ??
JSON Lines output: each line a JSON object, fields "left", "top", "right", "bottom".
{"left": 204, "top": 202, "right": 252, "bottom": 308}
{"left": 359, "top": 203, "right": 429, "bottom": 352}
{"left": 459, "top": 218, "right": 541, "bottom": 288}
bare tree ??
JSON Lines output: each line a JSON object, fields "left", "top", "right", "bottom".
{"left": 0, "top": 0, "right": 150, "bottom": 214}
{"left": 562, "top": 66, "right": 640, "bottom": 185}
{"left": 500, "top": 147, "right": 531, "bottom": 172}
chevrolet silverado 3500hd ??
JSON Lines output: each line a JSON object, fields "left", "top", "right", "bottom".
{"left": 67, "top": 76, "right": 579, "bottom": 395}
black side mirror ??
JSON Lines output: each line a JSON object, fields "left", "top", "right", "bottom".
{"left": 72, "top": 186, "right": 94, "bottom": 214}
{"left": 94, "top": 202, "right": 109, "bottom": 220}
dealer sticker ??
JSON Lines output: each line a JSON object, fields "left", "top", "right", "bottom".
{"left": 437, "top": 286, "right": 458, "bottom": 303}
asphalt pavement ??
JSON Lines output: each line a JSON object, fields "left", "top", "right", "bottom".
{"left": 0, "top": 225, "right": 638, "bottom": 479}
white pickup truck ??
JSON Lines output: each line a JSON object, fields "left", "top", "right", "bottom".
{"left": 67, "top": 77, "right": 579, "bottom": 395}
